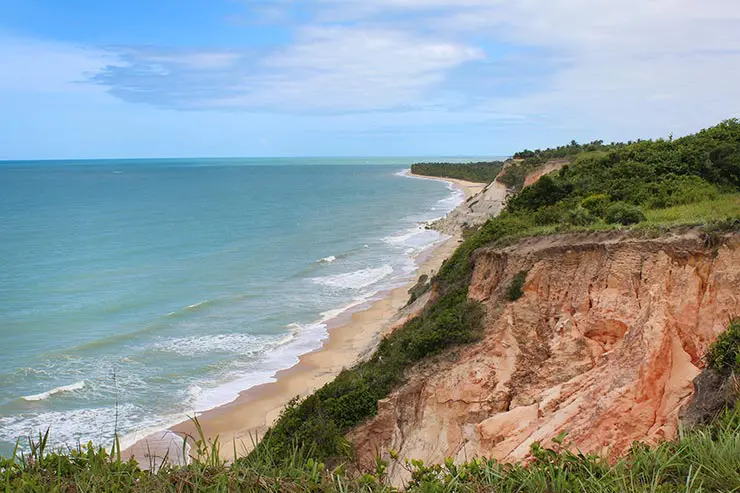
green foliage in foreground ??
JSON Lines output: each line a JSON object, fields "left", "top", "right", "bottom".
{"left": 3, "top": 406, "right": 740, "bottom": 492}
{"left": 410, "top": 161, "right": 504, "bottom": 183}
{"left": 707, "top": 319, "right": 740, "bottom": 375}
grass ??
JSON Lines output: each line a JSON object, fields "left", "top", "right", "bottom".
{"left": 645, "top": 194, "right": 740, "bottom": 226}
{"left": 707, "top": 319, "right": 740, "bottom": 375}
{"left": 478, "top": 194, "right": 740, "bottom": 248}
{"left": 2, "top": 405, "right": 740, "bottom": 492}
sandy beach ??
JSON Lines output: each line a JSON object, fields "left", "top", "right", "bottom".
{"left": 124, "top": 173, "right": 485, "bottom": 464}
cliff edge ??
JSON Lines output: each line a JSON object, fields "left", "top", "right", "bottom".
{"left": 350, "top": 230, "right": 740, "bottom": 484}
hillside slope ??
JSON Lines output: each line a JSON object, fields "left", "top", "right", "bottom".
{"left": 351, "top": 230, "right": 740, "bottom": 484}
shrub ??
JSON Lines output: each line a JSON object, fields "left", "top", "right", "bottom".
{"left": 707, "top": 319, "right": 740, "bottom": 375}
{"left": 534, "top": 205, "right": 566, "bottom": 226}
{"left": 605, "top": 202, "right": 646, "bottom": 225}
{"left": 567, "top": 206, "right": 597, "bottom": 226}
{"left": 581, "top": 194, "right": 611, "bottom": 217}
{"left": 646, "top": 175, "right": 720, "bottom": 209}
{"left": 506, "top": 271, "right": 528, "bottom": 301}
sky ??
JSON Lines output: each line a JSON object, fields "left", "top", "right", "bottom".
{"left": 1, "top": 0, "right": 739, "bottom": 160}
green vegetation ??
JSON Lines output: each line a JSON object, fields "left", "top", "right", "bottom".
{"left": 513, "top": 139, "right": 614, "bottom": 164}
{"left": 410, "top": 161, "right": 503, "bottom": 183}
{"left": 604, "top": 202, "right": 646, "bottom": 225}
{"left": 3, "top": 403, "right": 740, "bottom": 491}
{"left": 707, "top": 319, "right": 740, "bottom": 375}
{"left": 506, "top": 271, "right": 528, "bottom": 301}
{"left": 643, "top": 195, "right": 740, "bottom": 228}
{"left": 508, "top": 120, "right": 740, "bottom": 217}
{"left": 500, "top": 140, "right": 616, "bottom": 191}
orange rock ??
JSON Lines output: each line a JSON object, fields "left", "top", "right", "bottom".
{"left": 349, "top": 231, "right": 740, "bottom": 485}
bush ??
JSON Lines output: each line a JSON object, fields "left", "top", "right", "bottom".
{"left": 534, "top": 205, "right": 566, "bottom": 226}
{"left": 506, "top": 271, "right": 528, "bottom": 301}
{"left": 507, "top": 119, "right": 740, "bottom": 214}
{"left": 581, "top": 194, "right": 611, "bottom": 217}
{"left": 605, "top": 202, "right": 646, "bottom": 225}
{"left": 646, "top": 175, "right": 720, "bottom": 209}
{"left": 407, "top": 274, "right": 430, "bottom": 305}
{"left": 567, "top": 206, "right": 597, "bottom": 226}
{"left": 707, "top": 319, "right": 740, "bottom": 375}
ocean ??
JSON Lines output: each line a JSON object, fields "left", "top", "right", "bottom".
{"left": 0, "top": 157, "right": 487, "bottom": 455}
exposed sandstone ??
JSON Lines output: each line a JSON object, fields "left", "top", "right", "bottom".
{"left": 521, "top": 159, "right": 569, "bottom": 188}
{"left": 430, "top": 179, "right": 507, "bottom": 235}
{"left": 350, "top": 231, "right": 740, "bottom": 485}
{"left": 430, "top": 158, "right": 568, "bottom": 235}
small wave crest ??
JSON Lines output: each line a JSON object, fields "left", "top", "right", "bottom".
{"left": 383, "top": 226, "right": 443, "bottom": 252}
{"left": 165, "top": 298, "right": 220, "bottom": 318}
{"left": 318, "top": 255, "right": 337, "bottom": 264}
{"left": 22, "top": 381, "right": 86, "bottom": 402}
{"left": 311, "top": 265, "right": 393, "bottom": 290}
{"left": 150, "top": 333, "right": 285, "bottom": 357}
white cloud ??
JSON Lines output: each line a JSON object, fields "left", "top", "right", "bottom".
{"left": 99, "top": 26, "right": 484, "bottom": 112}
{"left": 220, "top": 26, "right": 484, "bottom": 111}
{"left": 8, "top": 0, "right": 739, "bottom": 139}
{"left": 472, "top": 0, "right": 740, "bottom": 133}
{"left": 308, "top": 0, "right": 740, "bottom": 134}
{"left": 0, "top": 34, "right": 117, "bottom": 93}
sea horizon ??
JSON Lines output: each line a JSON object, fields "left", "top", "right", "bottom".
{"left": 0, "top": 156, "right": 508, "bottom": 166}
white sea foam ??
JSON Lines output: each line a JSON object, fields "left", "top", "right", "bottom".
{"left": 383, "top": 227, "right": 442, "bottom": 251}
{"left": 396, "top": 168, "right": 466, "bottom": 218}
{"left": 436, "top": 184, "right": 465, "bottom": 213}
{"left": 0, "top": 404, "right": 137, "bottom": 449}
{"left": 318, "top": 255, "right": 337, "bottom": 264}
{"left": 187, "top": 321, "right": 329, "bottom": 412}
{"left": 22, "top": 381, "right": 86, "bottom": 402}
{"left": 311, "top": 264, "right": 394, "bottom": 290}
{"left": 185, "top": 294, "right": 381, "bottom": 414}
{"left": 151, "top": 333, "right": 281, "bottom": 357}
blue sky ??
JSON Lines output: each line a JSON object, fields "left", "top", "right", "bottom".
{"left": 1, "top": 0, "right": 739, "bottom": 159}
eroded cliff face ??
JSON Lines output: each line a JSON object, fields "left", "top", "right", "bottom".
{"left": 350, "top": 231, "right": 740, "bottom": 483}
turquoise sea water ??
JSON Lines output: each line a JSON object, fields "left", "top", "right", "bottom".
{"left": 0, "top": 157, "right": 489, "bottom": 454}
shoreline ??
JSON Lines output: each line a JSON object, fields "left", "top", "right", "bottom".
{"left": 124, "top": 173, "right": 486, "bottom": 463}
